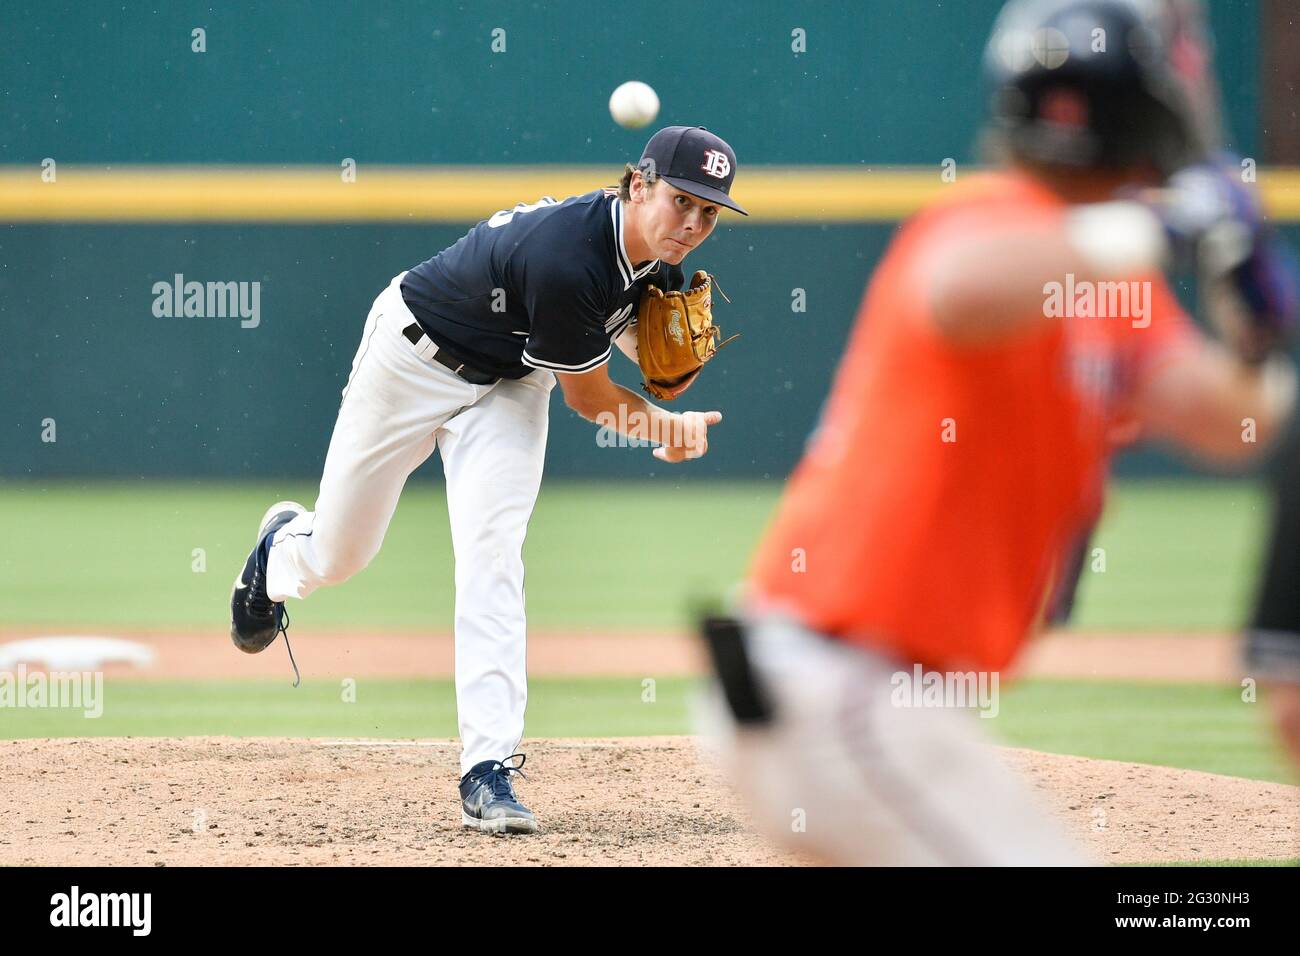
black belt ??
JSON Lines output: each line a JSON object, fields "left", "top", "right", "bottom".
{"left": 402, "top": 322, "right": 499, "bottom": 385}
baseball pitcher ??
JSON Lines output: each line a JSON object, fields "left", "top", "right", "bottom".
{"left": 229, "top": 126, "right": 747, "bottom": 834}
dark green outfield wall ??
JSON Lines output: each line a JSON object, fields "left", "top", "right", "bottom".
{"left": 6, "top": 220, "right": 1287, "bottom": 481}
{"left": 1, "top": 221, "right": 892, "bottom": 479}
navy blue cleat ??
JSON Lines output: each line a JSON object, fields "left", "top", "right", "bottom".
{"left": 230, "top": 500, "right": 305, "bottom": 655}
{"left": 459, "top": 754, "right": 537, "bottom": 834}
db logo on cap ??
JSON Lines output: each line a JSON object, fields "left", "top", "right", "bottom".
{"left": 701, "top": 149, "right": 732, "bottom": 179}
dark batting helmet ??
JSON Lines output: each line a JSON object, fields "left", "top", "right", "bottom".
{"left": 983, "top": 0, "right": 1220, "bottom": 175}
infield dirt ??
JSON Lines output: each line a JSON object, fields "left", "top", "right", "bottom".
{"left": 4, "top": 628, "right": 1249, "bottom": 682}
{"left": 3, "top": 736, "right": 1295, "bottom": 866}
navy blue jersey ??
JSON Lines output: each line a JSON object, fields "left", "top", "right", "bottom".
{"left": 401, "top": 188, "right": 684, "bottom": 379}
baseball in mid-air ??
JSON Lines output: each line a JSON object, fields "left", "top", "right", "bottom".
{"left": 609, "top": 81, "right": 660, "bottom": 129}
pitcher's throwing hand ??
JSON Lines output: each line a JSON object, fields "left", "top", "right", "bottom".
{"left": 654, "top": 410, "right": 723, "bottom": 462}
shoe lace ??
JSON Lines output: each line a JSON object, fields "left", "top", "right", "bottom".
{"left": 278, "top": 606, "right": 300, "bottom": 689}
{"left": 248, "top": 563, "right": 301, "bottom": 688}
{"left": 477, "top": 753, "right": 528, "bottom": 800}
{"left": 248, "top": 563, "right": 276, "bottom": 617}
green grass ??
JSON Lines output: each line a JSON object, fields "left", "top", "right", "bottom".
{"left": 987, "top": 679, "right": 1295, "bottom": 783}
{"left": 0, "top": 478, "right": 1273, "bottom": 631}
{"left": 0, "top": 479, "right": 780, "bottom": 631}
{"left": 2, "top": 676, "right": 1292, "bottom": 785}
{"left": 1069, "top": 481, "right": 1270, "bottom": 631}
{"left": 0, "top": 676, "right": 695, "bottom": 740}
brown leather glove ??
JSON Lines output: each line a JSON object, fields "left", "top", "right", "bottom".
{"left": 635, "top": 270, "right": 737, "bottom": 401}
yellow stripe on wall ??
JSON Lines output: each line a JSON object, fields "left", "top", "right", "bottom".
{"left": 4, "top": 166, "right": 1300, "bottom": 222}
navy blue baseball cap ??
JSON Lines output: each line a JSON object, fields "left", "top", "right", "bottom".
{"left": 638, "top": 126, "right": 748, "bottom": 216}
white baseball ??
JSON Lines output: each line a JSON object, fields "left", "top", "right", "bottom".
{"left": 609, "top": 81, "right": 660, "bottom": 129}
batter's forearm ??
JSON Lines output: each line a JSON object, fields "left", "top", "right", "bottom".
{"left": 928, "top": 203, "right": 1166, "bottom": 343}
{"left": 1139, "top": 345, "right": 1297, "bottom": 465}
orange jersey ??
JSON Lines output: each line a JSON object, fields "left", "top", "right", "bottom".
{"left": 747, "top": 171, "right": 1195, "bottom": 672}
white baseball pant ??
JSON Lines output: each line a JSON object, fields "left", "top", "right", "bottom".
{"left": 695, "top": 614, "right": 1090, "bottom": 866}
{"left": 265, "top": 272, "right": 555, "bottom": 774}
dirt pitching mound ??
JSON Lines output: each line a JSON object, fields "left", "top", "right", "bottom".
{"left": 1, "top": 737, "right": 1294, "bottom": 866}
{"left": 1005, "top": 750, "right": 1298, "bottom": 864}
{"left": 1, "top": 736, "right": 793, "bottom": 867}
